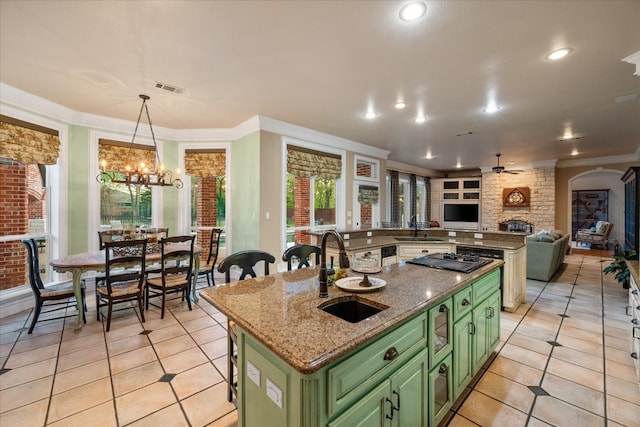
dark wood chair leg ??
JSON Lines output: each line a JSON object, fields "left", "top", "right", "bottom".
{"left": 28, "top": 299, "right": 42, "bottom": 334}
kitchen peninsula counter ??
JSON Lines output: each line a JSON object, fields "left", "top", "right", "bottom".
{"left": 200, "top": 260, "right": 502, "bottom": 374}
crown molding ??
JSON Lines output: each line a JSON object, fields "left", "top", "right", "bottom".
{"left": 258, "top": 115, "right": 389, "bottom": 160}
{"left": 385, "top": 160, "right": 440, "bottom": 176}
{"left": 557, "top": 152, "right": 640, "bottom": 168}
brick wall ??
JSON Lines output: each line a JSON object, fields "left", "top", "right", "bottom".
{"left": 196, "top": 176, "right": 217, "bottom": 257}
{"left": 0, "top": 162, "right": 28, "bottom": 290}
{"left": 360, "top": 203, "right": 372, "bottom": 228}
{"left": 357, "top": 163, "right": 372, "bottom": 178}
{"left": 26, "top": 164, "right": 45, "bottom": 219}
{"left": 481, "top": 167, "right": 555, "bottom": 232}
{"left": 294, "top": 176, "right": 311, "bottom": 244}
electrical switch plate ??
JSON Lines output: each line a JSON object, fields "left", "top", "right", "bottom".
{"left": 366, "top": 239, "right": 372, "bottom": 244}
{"left": 266, "top": 379, "right": 283, "bottom": 408}
{"left": 474, "top": 233, "right": 483, "bottom": 239}
{"left": 367, "top": 231, "right": 372, "bottom": 237}
{"left": 344, "top": 234, "right": 349, "bottom": 240}
{"left": 247, "top": 361, "right": 260, "bottom": 386}
{"left": 448, "top": 231, "right": 456, "bottom": 237}
{"left": 265, "top": 212, "right": 270, "bottom": 219}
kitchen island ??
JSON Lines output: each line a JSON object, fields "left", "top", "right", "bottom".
{"left": 200, "top": 259, "right": 503, "bottom": 426}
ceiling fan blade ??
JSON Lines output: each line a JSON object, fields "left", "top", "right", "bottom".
{"left": 503, "top": 170, "right": 520, "bottom": 174}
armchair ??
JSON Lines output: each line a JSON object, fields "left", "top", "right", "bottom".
{"left": 575, "top": 221, "right": 613, "bottom": 249}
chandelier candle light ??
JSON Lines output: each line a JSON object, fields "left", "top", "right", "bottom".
{"left": 97, "top": 94, "right": 183, "bottom": 188}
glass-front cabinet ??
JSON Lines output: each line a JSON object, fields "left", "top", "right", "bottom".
{"left": 428, "top": 298, "right": 452, "bottom": 367}
{"left": 429, "top": 354, "right": 453, "bottom": 426}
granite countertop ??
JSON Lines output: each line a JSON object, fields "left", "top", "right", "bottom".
{"left": 338, "top": 236, "right": 525, "bottom": 251}
{"left": 200, "top": 260, "right": 503, "bottom": 374}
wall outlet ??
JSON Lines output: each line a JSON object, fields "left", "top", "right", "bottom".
{"left": 474, "top": 233, "right": 483, "bottom": 239}
{"left": 247, "top": 361, "right": 260, "bottom": 386}
{"left": 366, "top": 231, "right": 372, "bottom": 237}
{"left": 266, "top": 379, "right": 283, "bottom": 408}
{"left": 344, "top": 234, "right": 349, "bottom": 240}
{"left": 265, "top": 211, "right": 270, "bottom": 220}
{"left": 366, "top": 238, "right": 372, "bottom": 244}
{"left": 448, "top": 231, "right": 456, "bottom": 237}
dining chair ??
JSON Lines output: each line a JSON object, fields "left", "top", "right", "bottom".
{"left": 22, "top": 239, "right": 86, "bottom": 334}
{"left": 145, "top": 235, "right": 196, "bottom": 319}
{"left": 217, "top": 249, "right": 276, "bottom": 403}
{"left": 96, "top": 239, "right": 147, "bottom": 331}
{"left": 282, "top": 244, "right": 321, "bottom": 271}
{"left": 198, "top": 228, "right": 223, "bottom": 286}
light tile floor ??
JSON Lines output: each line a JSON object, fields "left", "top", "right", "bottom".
{"left": 0, "top": 253, "right": 638, "bottom": 426}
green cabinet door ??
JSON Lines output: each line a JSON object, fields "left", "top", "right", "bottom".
{"left": 486, "top": 290, "right": 501, "bottom": 351}
{"left": 472, "top": 297, "right": 490, "bottom": 372}
{"left": 392, "top": 349, "right": 429, "bottom": 427}
{"left": 428, "top": 353, "right": 453, "bottom": 427}
{"left": 328, "top": 380, "right": 389, "bottom": 427}
{"left": 453, "top": 312, "right": 473, "bottom": 397}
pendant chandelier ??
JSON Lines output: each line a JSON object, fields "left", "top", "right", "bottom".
{"left": 96, "top": 94, "right": 183, "bottom": 188}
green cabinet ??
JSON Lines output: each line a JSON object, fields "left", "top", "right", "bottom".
{"left": 428, "top": 298, "right": 452, "bottom": 367}
{"left": 329, "top": 348, "right": 429, "bottom": 427}
{"left": 428, "top": 353, "right": 453, "bottom": 427}
{"left": 452, "top": 269, "right": 501, "bottom": 398}
{"left": 236, "top": 267, "right": 501, "bottom": 427}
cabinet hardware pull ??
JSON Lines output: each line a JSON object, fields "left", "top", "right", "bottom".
{"left": 385, "top": 398, "right": 395, "bottom": 420}
{"left": 627, "top": 305, "right": 633, "bottom": 316}
{"left": 487, "top": 307, "right": 495, "bottom": 318}
{"left": 384, "top": 347, "right": 399, "bottom": 361}
{"left": 439, "top": 304, "right": 448, "bottom": 313}
{"left": 632, "top": 290, "right": 638, "bottom": 295}
{"left": 634, "top": 326, "right": 640, "bottom": 339}
{"left": 632, "top": 352, "right": 638, "bottom": 360}
{"left": 392, "top": 390, "right": 401, "bottom": 410}
{"left": 439, "top": 363, "right": 448, "bottom": 374}
{"left": 461, "top": 298, "right": 470, "bottom": 306}
{"left": 469, "top": 322, "right": 476, "bottom": 335}
{"left": 421, "top": 249, "right": 429, "bottom": 253}
{"left": 632, "top": 319, "right": 639, "bottom": 325}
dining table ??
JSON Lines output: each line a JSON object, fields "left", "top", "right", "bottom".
{"left": 50, "top": 243, "right": 202, "bottom": 331}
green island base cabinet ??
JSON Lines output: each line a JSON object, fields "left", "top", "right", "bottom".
{"left": 236, "top": 269, "right": 501, "bottom": 427}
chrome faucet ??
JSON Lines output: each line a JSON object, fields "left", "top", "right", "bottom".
{"left": 319, "top": 230, "right": 350, "bottom": 298}
{"left": 410, "top": 214, "right": 419, "bottom": 237}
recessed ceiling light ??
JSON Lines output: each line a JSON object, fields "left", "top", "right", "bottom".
{"left": 364, "top": 111, "right": 377, "bottom": 119}
{"left": 395, "top": 101, "right": 406, "bottom": 109}
{"left": 546, "top": 47, "right": 573, "bottom": 61}
{"left": 456, "top": 162, "right": 462, "bottom": 169}
{"left": 571, "top": 149, "right": 579, "bottom": 156}
{"left": 482, "top": 104, "right": 500, "bottom": 114}
{"left": 557, "top": 134, "right": 583, "bottom": 142}
{"left": 399, "top": 2, "right": 427, "bottom": 21}
{"left": 414, "top": 115, "right": 427, "bottom": 124}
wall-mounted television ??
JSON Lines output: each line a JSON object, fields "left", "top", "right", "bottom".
{"left": 443, "top": 203, "right": 479, "bottom": 222}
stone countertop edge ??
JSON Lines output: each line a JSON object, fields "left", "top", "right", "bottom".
{"left": 333, "top": 236, "right": 525, "bottom": 251}
{"left": 200, "top": 261, "right": 504, "bottom": 375}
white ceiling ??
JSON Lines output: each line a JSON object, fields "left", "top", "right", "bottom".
{"left": 1, "top": 0, "right": 639, "bottom": 172}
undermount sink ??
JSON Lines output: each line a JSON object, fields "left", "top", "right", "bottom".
{"left": 318, "top": 296, "right": 389, "bottom": 323}
{"left": 395, "top": 237, "right": 443, "bottom": 242}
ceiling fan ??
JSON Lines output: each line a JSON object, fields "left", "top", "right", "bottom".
{"left": 492, "top": 153, "right": 523, "bottom": 174}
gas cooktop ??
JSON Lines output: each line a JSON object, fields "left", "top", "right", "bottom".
{"left": 406, "top": 253, "right": 493, "bottom": 273}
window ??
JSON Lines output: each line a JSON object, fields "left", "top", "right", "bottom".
{"left": 386, "top": 171, "right": 428, "bottom": 227}
{"left": 285, "top": 144, "right": 342, "bottom": 246}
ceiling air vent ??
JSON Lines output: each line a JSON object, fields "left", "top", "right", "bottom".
{"left": 154, "top": 81, "right": 185, "bottom": 94}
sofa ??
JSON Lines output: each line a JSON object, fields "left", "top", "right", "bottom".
{"left": 526, "top": 230, "right": 571, "bottom": 281}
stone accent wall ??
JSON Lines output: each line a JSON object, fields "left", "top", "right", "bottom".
{"left": 0, "top": 162, "right": 28, "bottom": 290}
{"left": 481, "top": 167, "right": 555, "bottom": 232}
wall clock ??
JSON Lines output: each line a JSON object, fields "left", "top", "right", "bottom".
{"left": 503, "top": 187, "right": 530, "bottom": 207}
